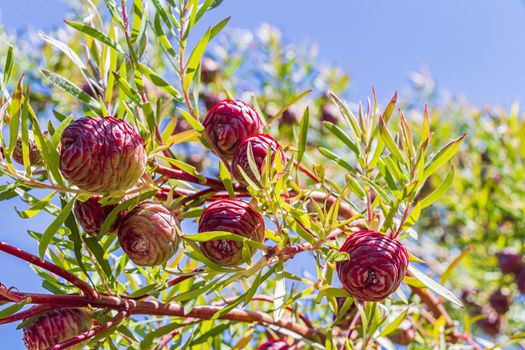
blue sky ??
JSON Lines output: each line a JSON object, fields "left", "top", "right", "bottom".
{"left": 1, "top": 0, "right": 525, "bottom": 348}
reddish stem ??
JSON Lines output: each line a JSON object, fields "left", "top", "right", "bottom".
{"left": 131, "top": 269, "right": 204, "bottom": 300}
{"left": 49, "top": 311, "right": 129, "bottom": 350}
{"left": 155, "top": 165, "right": 225, "bottom": 190}
{"left": 0, "top": 242, "right": 98, "bottom": 299}
{"left": 295, "top": 161, "right": 320, "bottom": 183}
{"left": 0, "top": 305, "right": 54, "bottom": 325}
{"left": 6, "top": 291, "right": 324, "bottom": 342}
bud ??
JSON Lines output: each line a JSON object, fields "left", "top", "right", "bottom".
{"left": 73, "top": 196, "right": 124, "bottom": 235}
{"left": 118, "top": 202, "right": 180, "bottom": 266}
{"left": 336, "top": 231, "right": 409, "bottom": 302}
{"left": 231, "top": 134, "right": 285, "bottom": 184}
{"left": 255, "top": 339, "right": 290, "bottom": 350}
{"left": 12, "top": 136, "right": 42, "bottom": 166}
{"left": 498, "top": 248, "right": 522, "bottom": 274}
{"left": 321, "top": 103, "right": 340, "bottom": 124}
{"left": 203, "top": 100, "right": 263, "bottom": 159}
{"left": 478, "top": 308, "right": 501, "bottom": 337}
{"left": 489, "top": 289, "right": 511, "bottom": 314}
{"left": 198, "top": 199, "right": 265, "bottom": 266}
{"left": 23, "top": 308, "right": 92, "bottom": 350}
{"left": 60, "top": 116, "right": 147, "bottom": 193}
{"left": 516, "top": 266, "right": 525, "bottom": 294}
{"left": 201, "top": 92, "right": 225, "bottom": 111}
{"left": 279, "top": 108, "right": 299, "bottom": 126}
{"left": 201, "top": 57, "right": 221, "bottom": 84}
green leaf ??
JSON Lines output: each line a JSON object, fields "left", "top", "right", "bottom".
{"left": 423, "top": 133, "right": 466, "bottom": 179}
{"left": 0, "top": 298, "right": 30, "bottom": 318}
{"left": 219, "top": 161, "right": 235, "bottom": 198}
{"left": 183, "top": 231, "right": 266, "bottom": 251}
{"left": 408, "top": 264, "right": 463, "bottom": 308}
{"left": 141, "top": 322, "right": 188, "bottom": 348}
{"left": 63, "top": 200, "right": 91, "bottom": 285}
{"left": 382, "top": 91, "right": 398, "bottom": 122}
{"left": 112, "top": 72, "right": 143, "bottom": 106}
{"left": 29, "top": 108, "right": 65, "bottom": 187}
{"left": 265, "top": 89, "right": 312, "bottom": 127}
{"left": 138, "top": 63, "right": 182, "bottom": 101}
{"left": 177, "top": 108, "right": 204, "bottom": 132}
{"left": 274, "top": 262, "right": 286, "bottom": 322}
{"left": 328, "top": 92, "right": 361, "bottom": 139}
{"left": 20, "top": 87, "right": 31, "bottom": 175}
{"left": 2, "top": 45, "right": 13, "bottom": 88}
{"left": 321, "top": 248, "right": 349, "bottom": 263}
{"left": 152, "top": 12, "right": 177, "bottom": 58}
{"left": 41, "top": 69, "right": 100, "bottom": 109}
{"left": 246, "top": 142, "right": 262, "bottom": 183}
{"left": 297, "top": 107, "right": 309, "bottom": 164}
{"left": 319, "top": 147, "right": 357, "bottom": 175}
{"left": 8, "top": 78, "right": 23, "bottom": 158}
{"left": 84, "top": 236, "right": 114, "bottom": 282}
{"left": 102, "top": 0, "right": 124, "bottom": 28}
{"left": 209, "top": 16, "right": 230, "bottom": 39}
{"left": 65, "top": 20, "right": 124, "bottom": 53}
{"left": 323, "top": 121, "right": 360, "bottom": 155}
{"left": 40, "top": 34, "right": 87, "bottom": 72}
{"left": 190, "top": 323, "right": 230, "bottom": 345}
{"left": 16, "top": 191, "right": 56, "bottom": 219}
{"left": 151, "top": 0, "right": 173, "bottom": 29}
{"left": 379, "top": 309, "right": 408, "bottom": 337}
{"left": 420, "top": 167, "right": 455, "bottom": 208}
{"left": 100, "top": 189, "right": 158, "bottom": 236}
{"left": 379, "top": 117, "right": 406, "bottom": 165}
{"left": 39, "top": 196, "right": 76, "bottom": 258}
{"left": 440, "top": 247, "right": 472, "bottom": 284}
{"left": 184, "top": 29, "right": 211, "bottom": 91}
{"left": 50, "top": 115, "right": 73, "bottom": 148}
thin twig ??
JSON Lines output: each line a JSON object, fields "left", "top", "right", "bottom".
{"left": 6, "top": 291, "right": 325, "bottom": 342}
{"left": 0, "top": 242, "right": 98, "bottom": 298}
{"left": 154, "top": 165, "right": 225, "bottom": 190}
{"left": 0, "top": 305, "right": 55, "bottom": 325}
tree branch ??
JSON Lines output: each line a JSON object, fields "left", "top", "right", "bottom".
{"left": 155, "top": 165, "right": 226, "bottom": 190}
{"left": 6, "top": 291, "right": 324, "bottom": 342}
{"left": 0, "top": 241, "right": 98, "bottom": 299}
{"left": 0, "top": 305, "right": 55, "bottom": 325}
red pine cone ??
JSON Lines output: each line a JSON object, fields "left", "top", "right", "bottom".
{"left": 478, "top": 307, "right": 501, "bottom": 337}
{"left": 516, "top": 266, "right": 525, "bottom": 294}
{"left": 279, "top": 108, "right": 299, "bottom": 126}
{"left": 498, "top": 248, "right": 522, "bottom": 274}
{"left": 74, "top": 196, "right": 125, "bottom": 235}
{"left": 388, "top": 319, "right": 416, "bottom": 345}
{"left": 489, "top": 289, "right": 511, "bottom": 314}
{"left": 23, "top": 308, "right": 92, "bottom": 350}
{"left": 201, "top": 92, "right": 225, "bottom": 111}
{"left": 118, "top": 202, "right": 180, "bottom": 266}
{"left": 12, "top": 136, "right": 42, "bottom": 166}
{"left": 60, "top": 116, "right": 147, "bottom": 193}
{"left": 231, "top": 134, "right": 285, "bottom": 184}
{"left": 336, "top": 231, "right": 409, "bottom": 302}
{"left": 198, "top": 198, "right": 265, "bottom": 266}
{"left": 255, "top": 339, "right": 290, "bottom": 350}
{"left": 203, "top": 100, "right": 263, "bottom": 159}
{"left": 321, "top": 103, "right": 340, "bottom": 124}
{"left": 201, "top": 57, "right": 221, "bottom": 84}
